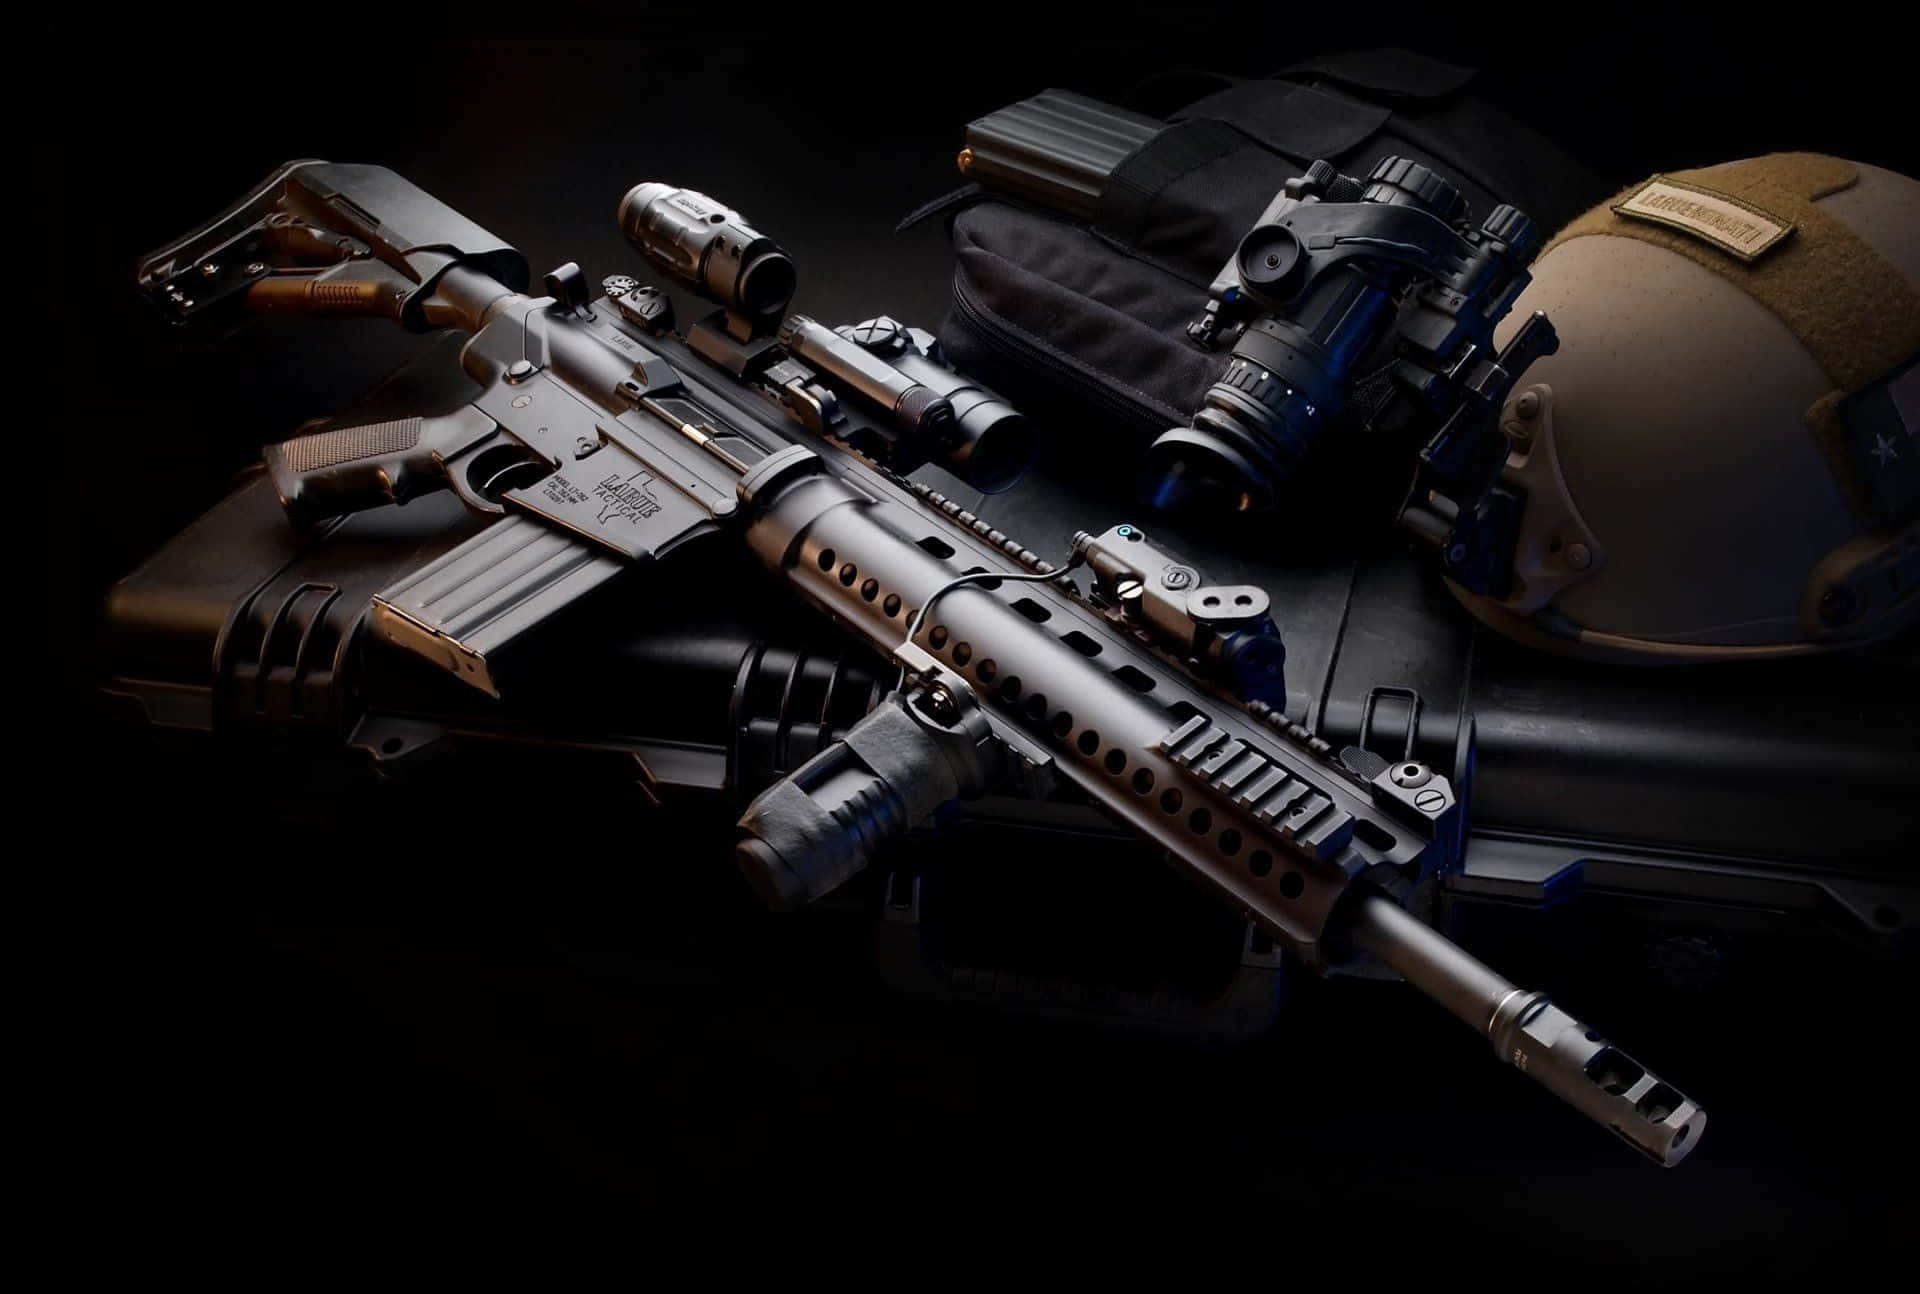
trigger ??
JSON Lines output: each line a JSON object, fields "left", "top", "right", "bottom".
{"left": 449, "top": 430, "right": 553, "bottom": 513}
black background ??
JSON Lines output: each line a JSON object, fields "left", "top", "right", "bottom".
{"left": 42, "top": 2, "right": 1917, "bottom": 1274}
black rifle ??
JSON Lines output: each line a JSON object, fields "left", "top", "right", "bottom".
{"left": 137, "top": 161, "right": 1703, "bottom": 1164}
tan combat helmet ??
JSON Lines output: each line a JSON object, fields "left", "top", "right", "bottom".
{"left": 1454, "top": 153, "right": 1919, "bottom": 663}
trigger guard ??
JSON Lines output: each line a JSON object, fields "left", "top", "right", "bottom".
{"left": 447, "top": 429, "right": 544, "bottom": 514}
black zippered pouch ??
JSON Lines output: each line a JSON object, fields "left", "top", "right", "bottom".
{"left": 924, "top": 50, "right": 1611, "bottom": 453}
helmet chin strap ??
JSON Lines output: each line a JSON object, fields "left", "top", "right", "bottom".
{"left": 1443, "top": 584, "right": 1824, "bottom": 667}
{"left": 1551, "top": 618, "right": 1822, "bottom": 662}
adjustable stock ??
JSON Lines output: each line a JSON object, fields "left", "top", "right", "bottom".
{"left": 137, "top": 159, "right": 529, "bottom": 334}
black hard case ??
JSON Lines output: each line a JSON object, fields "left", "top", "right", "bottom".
{"left": 99, "top": 348, "right": 1916, "bottom": 1008}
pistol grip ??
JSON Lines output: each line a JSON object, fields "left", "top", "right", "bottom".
{"left": 263, "top": 405, "right": 496, "bottom": 526}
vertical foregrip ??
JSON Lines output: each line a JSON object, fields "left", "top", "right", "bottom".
{"left": 735, "top": 694, "right": 992, "bottom": 909}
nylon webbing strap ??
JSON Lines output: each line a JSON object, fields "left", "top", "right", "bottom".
{"left": 1094, "top": 119, "right": 1244, "bottom": 248}
{"left": 1543, "top": 153, "right": 1920, "bottom": 522}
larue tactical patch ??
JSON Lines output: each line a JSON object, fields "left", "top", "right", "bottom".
{"left": 1613, "top": 176, "right": 1794, "bottom": 261}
